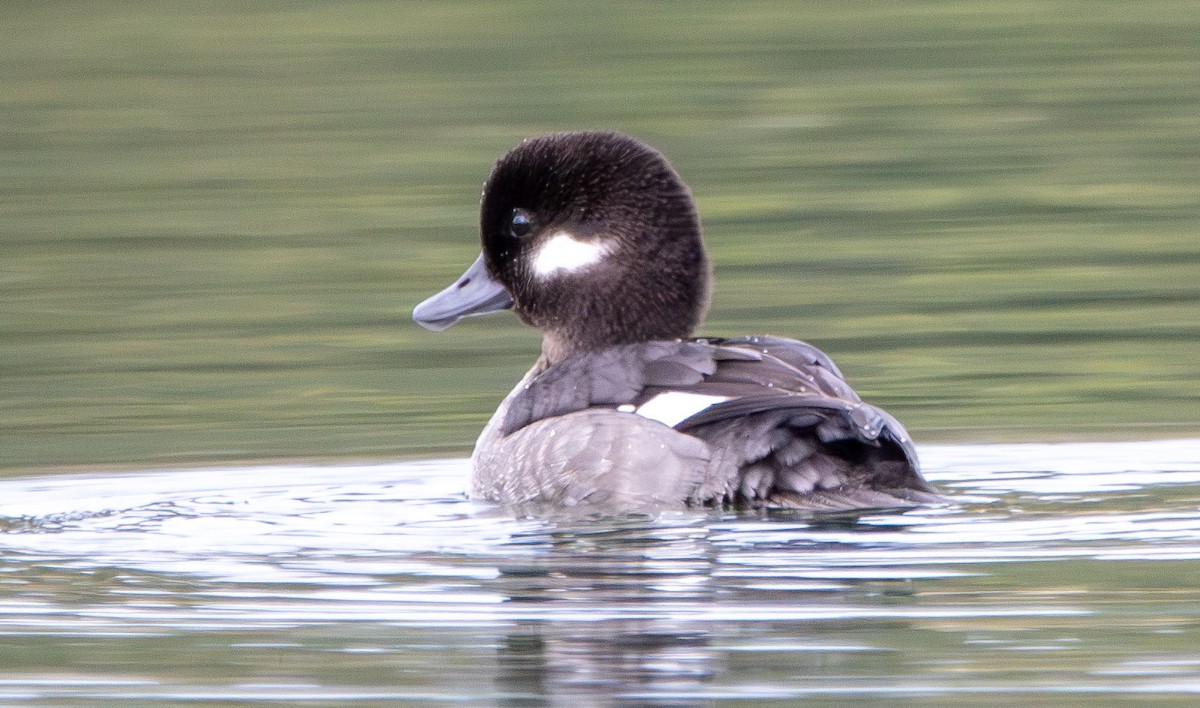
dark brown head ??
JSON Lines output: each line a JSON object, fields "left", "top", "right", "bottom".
{"left": 414, "top": 131, "right": 711, "bottom": 364}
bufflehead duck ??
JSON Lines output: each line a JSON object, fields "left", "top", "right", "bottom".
{"left": 414, "top": 131, "right": 939, "bottom": 511}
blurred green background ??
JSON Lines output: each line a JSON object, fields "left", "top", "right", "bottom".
{"left": 3, "top": 1, "right": 1198, "bottom": 472}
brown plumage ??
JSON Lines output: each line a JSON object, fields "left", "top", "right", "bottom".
{"left": 414, "top": 132, "right": 941, "bottom": 512}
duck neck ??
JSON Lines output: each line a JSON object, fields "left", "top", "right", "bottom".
{"left": 536, "top": 317, "right": 696, "bottom": 369}
{"left": 539, "top": 331, "right": 599, "bottom": 369}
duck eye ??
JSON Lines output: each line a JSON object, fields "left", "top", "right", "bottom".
{"left": 509, "top": 209, "right": 533, "bottom": 238}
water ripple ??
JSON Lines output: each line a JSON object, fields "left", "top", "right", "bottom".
{"left": 1, "top": 440, "right": 1198, "bottom": 703}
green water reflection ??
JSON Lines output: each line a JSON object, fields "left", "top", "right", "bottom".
{"left": 2, "top": 1, "right": 1199, "bottom": 470}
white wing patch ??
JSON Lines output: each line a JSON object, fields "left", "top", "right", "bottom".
{"left": 532, "top": 231, "right": 610, "bottom": 278}
{"left": 632, "top": 392, "right": 733, "bottom": 428}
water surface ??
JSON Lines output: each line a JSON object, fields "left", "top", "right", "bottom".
{"left": 3, "top": 3, "right": 1200, "bottom": 703}
{"left": 2, "top": 440, "right": 1198, "bottom": 705}
{"left": 3, "top": 1, "right": 1199, "bottom": 469}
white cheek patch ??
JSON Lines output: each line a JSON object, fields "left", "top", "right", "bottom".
{"left": 631, "top": 392, "right": 733, "bottom": 428}
{"left": 531, "top": 231, "right": 610, "bottom": 278}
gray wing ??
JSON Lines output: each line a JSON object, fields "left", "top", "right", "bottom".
{"left": 679, "top": 336, "right": 934, "bottom": 508}
{"left": 492, "top": 337, "right": 938, "bottom": 510}
{"left": 499, "top": 341, "right": 758, "bottom": 436}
